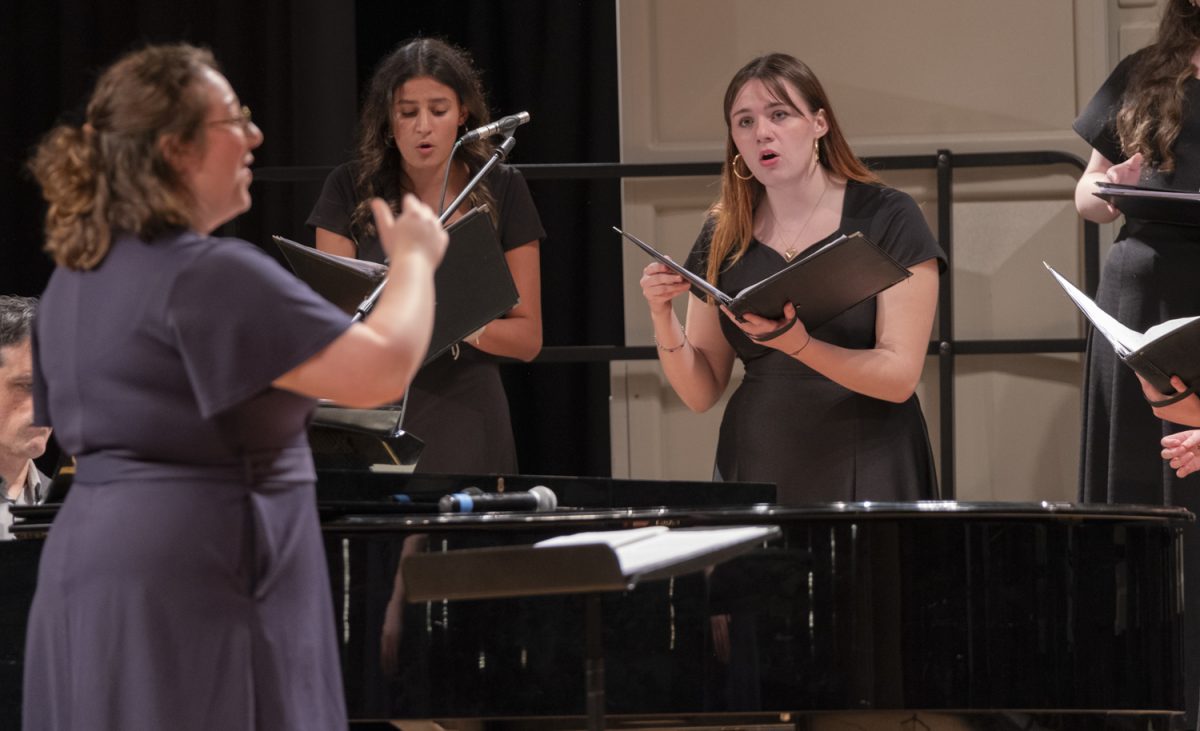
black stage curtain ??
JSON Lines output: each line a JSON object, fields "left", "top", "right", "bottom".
{"left": 2, "top": 0, "right": 621, "bottom": 478}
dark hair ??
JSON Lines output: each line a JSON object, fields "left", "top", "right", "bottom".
{"left": 705, "top": 53, "right": 881, "bottom": 289}
{"left": 350, "top": 37, "right": 496, "bottom": 238}
{"left": 0, "top": 296, "right": 37, "bottom": 364}
{"left": 1116, "top": 0, "right": 1200, "bottom": 173}
{"left": 28, "top": 44, "right": 219, "bottom": 270}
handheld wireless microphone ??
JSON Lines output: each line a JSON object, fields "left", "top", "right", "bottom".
{"left": 437, "top": 485, "right": 558, "bottom": 513}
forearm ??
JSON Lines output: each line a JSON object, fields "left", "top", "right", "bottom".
{"left": 795, "top": 338, "right": 926, "bottom": 403}
{"left": 474, "top": 242, "right": 542, "bottom": 361}
{"left": 359, "top": 252, "right": 439, "bottom": 386}
{"left": 652, "top": 307, "right": 728, "bottom": 412}
{"left": 1075, "top": 172, "right": 1121, "bottom": 224}
{"left": 786, "top": 262, "right": 936, "bottom": 403}
{"left": 272, "top": 253, "right": 436, "bottom": 407}
{"left": 471, "top": 314, "right": 542, "bottom": 362}
{"left": 1153, "top": 395, "right": 1200, "bottom": 427}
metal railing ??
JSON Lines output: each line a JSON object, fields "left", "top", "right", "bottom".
{"left": 254, "top": 150, "right": 1098, "bottom": 499}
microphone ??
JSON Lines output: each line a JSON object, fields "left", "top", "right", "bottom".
{"left": 459, "top": 111, "right": 531, "bottom": 144}
{"left": 438, "top": 485, "right": 558, "bottom": 513}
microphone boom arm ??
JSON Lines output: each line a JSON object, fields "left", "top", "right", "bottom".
{"left": 351, "top": 135, "right": 518, "bottom": 323}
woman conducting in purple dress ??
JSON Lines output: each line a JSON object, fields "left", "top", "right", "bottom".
{"left": 23, "top": 44, "right": 447, "bottom": 730}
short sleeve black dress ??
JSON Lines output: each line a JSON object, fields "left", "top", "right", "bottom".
{"left": 307, "top": 162, "right": 544, "bottom": 473}
{"left": 683, "top": 180, "right": 945, "bottom": 505}
{"left": 24, "top": 231, "right": 353, "bottom": 731}
{"left": 1074, "top": 49, "right": 1200, "bottom": 729}
{"left": 1073, "top": 48, "right": 1200, "bottom": 506}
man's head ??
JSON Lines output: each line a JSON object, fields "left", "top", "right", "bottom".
{"left": 0, "top": 297, "right": 51, "bottom": 464}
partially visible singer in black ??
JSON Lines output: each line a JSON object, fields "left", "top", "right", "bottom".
{"left": 308, "top": 36, "right": 545, "bottom": 475}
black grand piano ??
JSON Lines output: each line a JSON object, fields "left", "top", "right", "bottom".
{"left": 3, "top": 469, "right": 1190, "bottom": 730}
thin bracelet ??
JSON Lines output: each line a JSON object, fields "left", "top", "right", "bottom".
{"left": 788, "top": 333, "right": 812, "bottom": 356}
{"left": 654, "top": 329, "right": 688, "bottom": 353}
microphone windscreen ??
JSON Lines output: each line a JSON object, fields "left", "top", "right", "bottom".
{"left": 529, "top": 485, "right": 557, "bottom": 511}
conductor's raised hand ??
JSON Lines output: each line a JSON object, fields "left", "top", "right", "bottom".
{"left": 372, "top": 194, "right": 448, "bottom": 267}
{"left": 640, "top": 261, "right": 690, "bottom": 314}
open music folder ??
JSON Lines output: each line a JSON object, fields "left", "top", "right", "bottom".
{"left": 275, "top": 205, "right": 518, "bottom": 365}
{"left": 1046, "top": 262, "right": 1200, "bottom": 393}
{"left": 616, "top": 226, "right": 910, "bottom": 328}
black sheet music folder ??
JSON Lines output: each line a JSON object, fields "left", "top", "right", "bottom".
{"left": 274, "top": 205, "right": 519, "bottom": 365}
{"left": 616, "top": 226, "right": 910, "bottom": 326}
{"left": 308, "top": 405, "right": 424, "bottom": 471}
{"left": 402, "top": 525, "right": 779, "bottom": 602}
{"left": 1093, "top": 182, "right": 1200, "bottom": 226}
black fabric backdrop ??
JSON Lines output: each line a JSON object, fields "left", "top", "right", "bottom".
{"left": 2, "top": 0, "right": 622, "bottom": 478}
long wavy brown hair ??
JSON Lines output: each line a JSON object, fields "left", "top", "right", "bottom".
{"left": 349, "top": 37, "right": 497, "bottom": 240}
{"left": 29, "top": 44, "right": 216, "bottom": 270}
{"left": 1116, "top": 0, "right": 1200, "bottom": 173}
{"left": 705, "top": 53, "right": 881, "bottom": 290}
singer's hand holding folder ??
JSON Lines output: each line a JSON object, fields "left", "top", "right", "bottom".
{"left": 1093, "top": 182, "right": 1200, "bottom": 226}
{"left": 275, "top": 205, "right": 518, "bottom": 365}
{"left": 616, "top": 226, "right": 911, "bottom": 329}
{"left": 1045, "top": 262, "right": 1200, "bottom": 394}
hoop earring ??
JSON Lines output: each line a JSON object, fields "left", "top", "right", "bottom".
{"left": 732, "top": 153, "right": 754, "bottom": 181}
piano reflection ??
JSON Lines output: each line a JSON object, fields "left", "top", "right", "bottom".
{"left": 3, "top": 466, "right": 1191, "bottom": 730}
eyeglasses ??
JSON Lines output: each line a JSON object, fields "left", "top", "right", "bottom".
{"left": 205, "top": 106, "right": 254, "bottom": 132}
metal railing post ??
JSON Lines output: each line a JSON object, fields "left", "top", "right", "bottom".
{"left": 936, "top": 149, "right": 955, "bottom": 499}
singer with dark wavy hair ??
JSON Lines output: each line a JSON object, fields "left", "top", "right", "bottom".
{"left": 1073, "top": 2, "right": 1200, "bottom": 724}
{"left": 308, "top": 36, "right": 544, "bottom": 475}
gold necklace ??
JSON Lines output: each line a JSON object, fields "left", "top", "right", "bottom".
{"left": 771, "top": 175, "right": 828, "bottom": 262}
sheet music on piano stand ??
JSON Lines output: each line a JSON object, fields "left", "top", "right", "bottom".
{"left": 402, "top": 524, "right": 779, "bottom": 731}
{"left": 403, "top": 524, "right": 778, "bottom": 600}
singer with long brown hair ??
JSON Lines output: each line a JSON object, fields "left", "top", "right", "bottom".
{"left": 1073, "top": 1, "right": 1200, "bottom": 725}
{"left": 639, "top": 53, "right": 944, "bottom": 504}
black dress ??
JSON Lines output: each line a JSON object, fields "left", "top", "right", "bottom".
{"left": 307, "top": 162, "right": 544, "bottom": 473}
{"left": 24, "top": 231, "right": 353, "bottom": 731}
{"left": 683, "top": 180, "right": 945, "bottom": 505}
{"left": 1074, "top": 48, "right": 1200, "bottom": 727}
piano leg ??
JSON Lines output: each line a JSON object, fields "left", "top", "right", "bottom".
{"left": 585, "top": 594, "right": 605, "bottom": 731}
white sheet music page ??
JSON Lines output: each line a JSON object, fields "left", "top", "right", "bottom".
{"left": 536, "top": 525, "right": 775, "bottom": 576}
{"left": 1044, "top": 263, "right": 1142, "bottom": 356}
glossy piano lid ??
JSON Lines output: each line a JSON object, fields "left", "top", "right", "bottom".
{"left": 322, "top": 500, "right": 1194, "bottom": 533}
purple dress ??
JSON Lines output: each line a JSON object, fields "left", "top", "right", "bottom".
{"left": 24, "top": 230, "right": 352, "bottom": 731}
